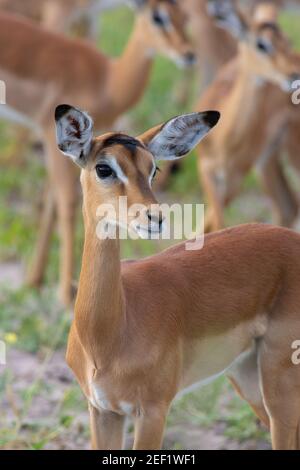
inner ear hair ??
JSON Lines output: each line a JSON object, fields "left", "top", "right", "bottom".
{"left": 55, "top": 104, "right": 94, "bottom": 168}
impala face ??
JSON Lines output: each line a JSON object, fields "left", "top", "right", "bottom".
{"left": 207, "top": 0, "right": 300, "bottom": 91}
{"left": 132, "top": 0, "right": 196, "bottom": 67}
{"left": 83, "top": 133, "right": 163, "bottom": 238}
{"left": 246, "top": 22, "right": 300, "bottom": 91}
{"left": 55, "top": 105, "right": 220, "bottom": 238}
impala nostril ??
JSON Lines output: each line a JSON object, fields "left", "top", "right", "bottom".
{"left": 147, "top": 211, "right": 164, "bottom": 227}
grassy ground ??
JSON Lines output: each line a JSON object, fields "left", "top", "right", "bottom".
{"left": 0, "top": 5, "right": 299, "bottom": 450}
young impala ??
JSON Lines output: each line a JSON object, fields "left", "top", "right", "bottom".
{"left": 55, "top": 103, "right": 300, "bottom": 450}
{"left": 195, "top": 0, "right": 300, "bottom": 232}
{"left": 0, "top": 0, "right": 195, "bottom": 305}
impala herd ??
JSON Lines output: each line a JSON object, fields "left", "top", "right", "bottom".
{"left": 2, "top": 0, "right": 300, "bottom": 451}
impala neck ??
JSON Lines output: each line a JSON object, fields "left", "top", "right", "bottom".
{"left": 107, "top": 15, "right": 154, "bottom": 118}
{"left": 224, "top": 49, "right": 267, "bottom": 133}
{"left": 74, "top": 205, "right": 124, "bottom": 369}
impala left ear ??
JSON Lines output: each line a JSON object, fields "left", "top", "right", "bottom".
{"left": 137, "top": 111, "right": 220, "bottom": 160}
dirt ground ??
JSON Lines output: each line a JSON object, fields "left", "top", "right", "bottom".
{"left": 0, "top": 262, "right": 270, "bottom": 450}
{"left": 2, "top": 348, "right": 270, "bottom": 450}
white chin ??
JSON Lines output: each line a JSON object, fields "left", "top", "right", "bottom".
{"left": 135, "top": 226, "right": 161, "bottom": 240}
{"left": 136, "top": 228, "right": 151, "bottom": 240}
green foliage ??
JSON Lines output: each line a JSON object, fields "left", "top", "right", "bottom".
{"left": 0, "top": 287, "right": 70, "bottom": 353}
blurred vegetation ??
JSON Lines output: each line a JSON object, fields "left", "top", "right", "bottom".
{"left": 0, "top": 5, "right": 299, "bottom": 450}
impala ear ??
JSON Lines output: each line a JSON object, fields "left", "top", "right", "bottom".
{"left": 54, "top": 104, "right": 94, "bottom": 168}
{"left": 137, "top": 111, "right": 220, "bottom": 161}
{"left": 207, "top": 0, "right": 248, "bottom": 39}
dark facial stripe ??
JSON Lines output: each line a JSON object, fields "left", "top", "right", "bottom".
{"left": 258, "top": 22, "right": 280, "bottom": 34}
{"left": 102, "top": 133, "right": 145, "bottom": 158}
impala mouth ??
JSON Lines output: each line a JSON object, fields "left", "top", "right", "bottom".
{"left": 134, "top": 223, "right": 163, "bottom": 239}
{"left": 176, "top": 53, "right": 197, "bottom": 69}
{"left": 281, "top": 74, "right": 300, "bottom": 93}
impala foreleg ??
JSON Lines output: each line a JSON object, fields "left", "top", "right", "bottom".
{"left": 256, "top": 152, "right": 298, "bottom": 227}
{"left": 199, "top": 160, "right": 225, "bottom": 233}
{"left": 26, "top": 180, "right": 56, "bottom": 287}
{"left": 258, "top": 311, "right": 300, "bottom": 449}
{"left": 89, "top": 404, "right": 125, "bottom": 450}
{"left": 133, "top": 405, "right": 169, "bottom": 450}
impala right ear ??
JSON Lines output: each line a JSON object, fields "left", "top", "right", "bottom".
{"left": 138, "top": 111, "right": 220, "bottom": 161}
{"left": 207, "top": 0, "right": 248, "bottom": 39}
{"left": 55, "top": 104, "right": 94, "bottom": 168}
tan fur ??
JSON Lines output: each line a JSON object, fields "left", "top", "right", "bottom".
{"left": 195, "top": 3, "right": 300, "bottom": 232}
{"left": 0, "top": 2, "right": 194, "bottom": 305}
{"left": 0, "top": 0, "right": 92, "bottom": 33}
{"left": 66, "top": 127, "right": 300, "bottom": 450}
{"left": 183, "top": 0, "right": 237, "bottom": 90}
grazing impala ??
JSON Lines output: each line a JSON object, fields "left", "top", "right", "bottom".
{"left": 195, "top": 0, "right": 300, "bottom": 232}
{"left": 0, "top": 0, "right": 195, "bottom": 305}
{"left": 55, "top": 104, "right": 300, "bottom": 450}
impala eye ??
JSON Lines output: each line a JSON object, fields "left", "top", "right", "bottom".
{"left": 152, "top": 10, "right": 170, "bottom": 28}
{"left": 256, "top": 39, "right": 273, "bottom": 54}
{"left": 153, "top": 11, "right": 164, "bottom": 26}
{"left": 152, "top": 166, "right": 160, "bottom": 180}
{"left": 96, "top": 164, "right": 115, "bottom": 179}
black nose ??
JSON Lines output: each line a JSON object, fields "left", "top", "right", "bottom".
{"left": 184, "top": 51, "right": 196, "bottom": 66}
{"left": 147, "top": 211, "right": 164, "bottom": 227}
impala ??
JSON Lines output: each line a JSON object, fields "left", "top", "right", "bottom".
{"left": 183, "top": 0, "right": 236, "bottom": 91}
{"left": 55, "top": 103, "right": 300, "bottom": 450}
{"left": 195, "top": 0, "right": 300, "bottom": 232}
{"left": 177, "top": 0, "right": 300, "bottom": 102}
{"left": 0, "top": 0, "right": 195, "bottom": 305}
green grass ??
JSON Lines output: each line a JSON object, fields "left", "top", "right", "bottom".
{"left": 1, "top": 6, "right": 299, "bottom": 450}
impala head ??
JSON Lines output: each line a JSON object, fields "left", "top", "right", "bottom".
{"left": 207, "top": 0, "right": 300, "bottom": 91}
{"left": 128, "top": 0, "right": 196, "bottom": 67}
{"left": 55, "top": 104, "right": 220, "bottom": 238}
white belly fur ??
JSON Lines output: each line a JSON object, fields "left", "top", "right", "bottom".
{"left": 89, "top": 316, "right": 267, "bottom": 413}
{"left": 177, "top": 315, "right": 267, "bottom": 399}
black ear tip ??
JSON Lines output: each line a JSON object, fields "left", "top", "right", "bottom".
{"left": 203, "top": 110, "right": 221, "bottom": 128}
{"left": 55, "top": 104, "right": 73, "bottom": 121}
